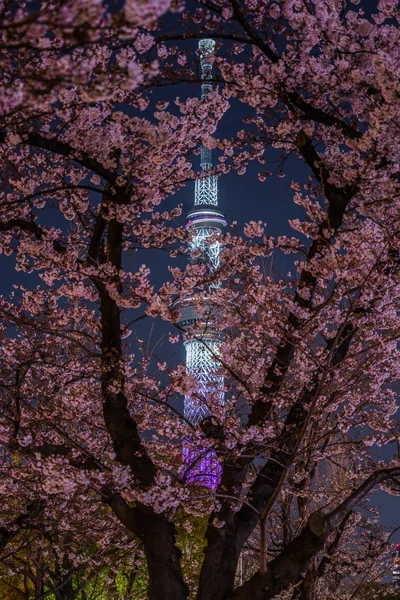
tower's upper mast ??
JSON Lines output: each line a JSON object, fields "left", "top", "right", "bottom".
{"left": 185, "top": 39, "right": 226, "bottom": 254}
{"left": 192, "top": 39, "right": 219, "bottom": 209}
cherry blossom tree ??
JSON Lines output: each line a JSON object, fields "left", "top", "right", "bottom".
{"left": 0, "top": 1, "right": 400, "bottom": 600}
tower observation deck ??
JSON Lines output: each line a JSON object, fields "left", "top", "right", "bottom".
{"left": 176, "top": 39, "right": 227, "bottom": 488}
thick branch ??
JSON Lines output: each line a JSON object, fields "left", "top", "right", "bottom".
{"left": 231, "top": 468, "right": 400, "bottom": 599}
{"left": 0, "top": 217, "right": 67, "bottom": 254}
{"left": 0, "top": 500, "right": 44, "bottom": 553}
{"left": 97, "top": 214, "right": 156, "bottom": 486}
{"left": 328, "top": 468, "right": 400, "bottom": 529}
{"left": 247, "top": 135, "right": 356, "bottom": 429}
{"left": 30, "top": 442, "right": 103, "bottom": 471}
{"left": 94, "top": 193, "right": 187, "bottom": 598}
{"left": 0, "top": 131, "right": 117, "bottom": 184}
{"left": 317, "top": 512, "right": 351, "bottom": 577}
{"left": 231, "top": 511, "right": 328, "bottom": 600}
{"left": 295, "top": 131, "right": 356, "bottom": 230}
{"left": 107, "top": 493, "right": 189, "bottom": 600}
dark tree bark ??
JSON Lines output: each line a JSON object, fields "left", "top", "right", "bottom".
{"left": 97, "top": 203, "right": 188, "bottom": 600}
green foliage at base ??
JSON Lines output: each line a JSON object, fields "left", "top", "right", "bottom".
{"left": 175, "top": 509, "right": 209, "bottom": 598}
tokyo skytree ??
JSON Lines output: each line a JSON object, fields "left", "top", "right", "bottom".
{"left": 176, "top": 39, "right": 227, "bottom": 488}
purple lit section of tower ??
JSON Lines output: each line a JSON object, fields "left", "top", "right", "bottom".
{"left": 176, "top": 39, "right": 227, "bottom": 489}
{"left": 182, "top": 445, "right": 222, "bottom": 489}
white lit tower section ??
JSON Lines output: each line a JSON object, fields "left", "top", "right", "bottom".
{"left": 392, "top": 544, "right": 400, "bottom": 588}
{"left": 177, "top": 39, "right": 227, "bottom": 487}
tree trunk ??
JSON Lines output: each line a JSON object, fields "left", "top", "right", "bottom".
{"left": 197, "top": 513, "right": 242, "bottom": 600}
{"left": 137, "top": 506, "right": 189, "bottom": 600}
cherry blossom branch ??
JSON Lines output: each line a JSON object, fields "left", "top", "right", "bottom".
{"left": 0, "top": 184, "right": 102, "bottom": 208}
{"left": 328, "top": 468, "right": 400, "bottom": 529}
{"left": 0, "top": 306, "right": 99, "bottom": 356}
{"left": 0, "top": 218, "right": 67, "bottom": 254}
{"left": 0, "top": 500, "right": 44, "bottom": 554}
{"left": 0, "top": 131, "right": 117, "bottom": 184}
{"left": 229, "top": 0, "right": 362, "bottom": 139}
{"left": 231, "top": 468, "right": 400, "bottom": 599}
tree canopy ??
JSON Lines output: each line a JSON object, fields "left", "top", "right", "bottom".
{"left": 0, "top": 1, "right": 399, "bottom": 599}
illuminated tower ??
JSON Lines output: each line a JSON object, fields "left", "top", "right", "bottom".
{"left": 177, "top": 39, "right": 227, "bottom": 488}
{"left": 392, "top": 544, "right": 400, "bottom": 588}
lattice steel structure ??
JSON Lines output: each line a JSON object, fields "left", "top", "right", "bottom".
{"left": 392, "top": 544, "right": 400, "bottom": 588}
{"left": 194, "top": 146, "right": 218, "bottom": 206}
{"left": 184, "top": 338, "right": 225, "bottom": 424}
{"left": 176, "top": 39, "right": 227, "bottom": 488}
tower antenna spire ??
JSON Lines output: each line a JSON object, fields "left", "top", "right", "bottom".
{"left": 198, "top": 38, "right": 215, "bottom": 100}
{"left": 195, "top": 39, "right": 218, "bottom": 207}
